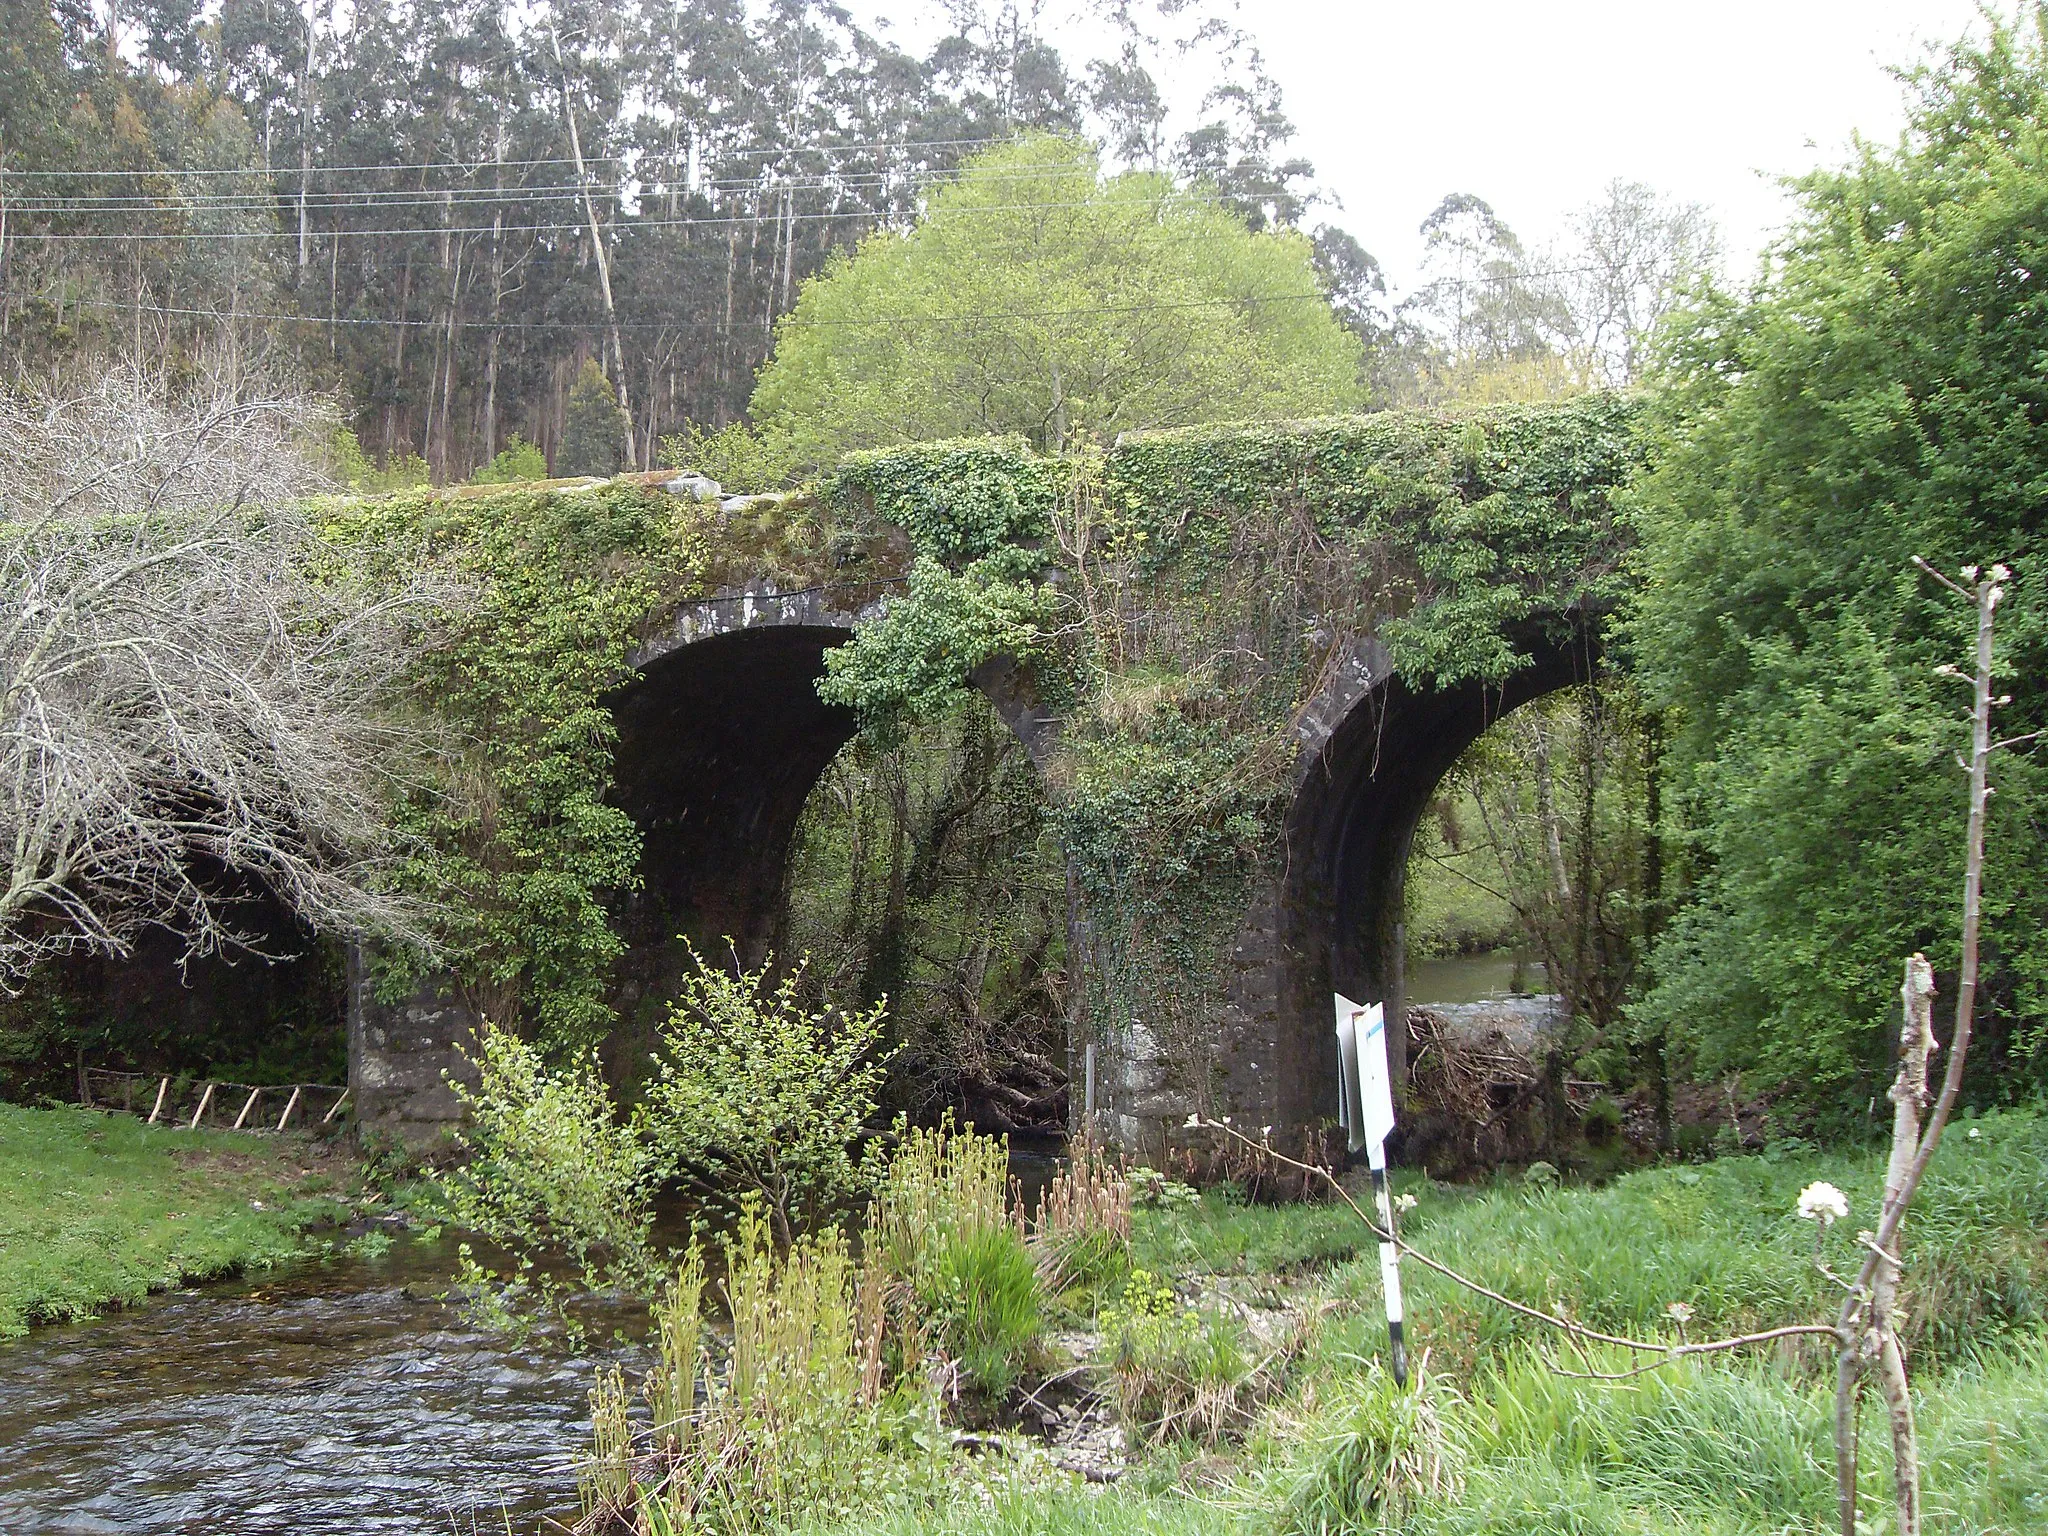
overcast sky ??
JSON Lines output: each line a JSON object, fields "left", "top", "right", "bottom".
{"left": 1250, "top": 0, "right": 1992, "bottom": 293}
{"left": 870, "top": 1, "right": 1998, "bottom": 298}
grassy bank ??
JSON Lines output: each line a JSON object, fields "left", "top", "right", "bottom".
{"left": 0, "top": 1102, "right": 356, "bottom": 1338}
{"left": 783, "top": 1109, "right": 2048, "bottom": 1536}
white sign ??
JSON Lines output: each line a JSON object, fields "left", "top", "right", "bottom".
{"left": 1333, "top": 992, "right": 1363, "bottom": 1146}
{"left": 1337, "top": 992, "right": 1408, "bottom": 1387}
{"left": 1356, "top": 1000, "right": 1396, "bottom": 1160}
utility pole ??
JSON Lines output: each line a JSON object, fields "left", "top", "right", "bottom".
{"left": 551, "top": 24, "right": 637, "bottom": 470}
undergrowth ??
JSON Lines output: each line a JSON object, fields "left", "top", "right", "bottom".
{"left": 779, "top": 1110, "right": 2048, "bottom": 1536}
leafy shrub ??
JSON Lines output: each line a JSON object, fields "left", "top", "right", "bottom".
{"left": 440, "top": 951, "right": 893, "bottom": 1324}
{"left": 1099, "top": 1268, "right": 1257, "bottom": 1442}
{"left": 661, "top": 419, "right": 802, "bottom": 493}
{"left": 468, "top": 434, "right": 548, "bottom": 484}
{"left": 439, "top": 1023, "right": 660, "bottom": 1328}
{"left": 644, "top": 949, "right": 892, "bottom": 1240}
{"left": 327, "top": 425, "right": 431, "bottom": 493}
{"left": 1130, "top": 1166, "right": 1200, "bottom": 1210}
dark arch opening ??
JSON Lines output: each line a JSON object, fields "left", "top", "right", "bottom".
{"left": 1269, "top": 626, "right": 1596, "bottom": 1128}
{"left": 604, "top": 624, "right": 1059, "bottom": 1080}
{"left": 606, "top": 624, "right": 861, "bottom": 1031}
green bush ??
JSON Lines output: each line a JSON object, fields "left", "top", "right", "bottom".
{"left": 439, "top": 1024, "right": 661, "bottom": 1327}
{"left": 468, "top": 434, "right": 548, "bottom": 484}
{"left": 660, "top": 419, "right": 802, "bottom": 493}
{"left": 558, "top": 359, "right": 625, "bottom": 477}
{"left": 1629, "top": 11, "right": 2048, "bottom": 1116}
{"left": 327, "top": 424, "right": 431, "bottom": 493}
{"left": 644, "top": 950, "right": 892, "bottom": 1240}
{"left": 1100, "top": 1268, "right": 1257, "bottom": 1443}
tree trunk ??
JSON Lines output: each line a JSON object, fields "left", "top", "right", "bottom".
{"left": 481, "top": 134, "right": 507, "bottom": 465}
{"left": 1, "top": 149, "right": 11, "bottom": 343}
{"left": 1865, "top": 953, "right": 1935, "bottom": 1536}
{"left": 551, "top": 26, "right": 636, "bottom": 471}
{"left": 295, "top": 6, "right": 314, "bottom": 281}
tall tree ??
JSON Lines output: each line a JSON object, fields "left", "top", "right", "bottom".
{"left": 1629, "top": 7, "right": 2048, "bottom": 1117}
{"left": 749, "top": 134, "right": 1364, "bottom": 464}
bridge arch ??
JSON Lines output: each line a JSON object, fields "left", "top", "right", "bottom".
{"left": 605, "top": 580, "right": 1057, "bottom": 1029}
{"left": 1193, "top": 620, "right": 1599, "bottom": 1138}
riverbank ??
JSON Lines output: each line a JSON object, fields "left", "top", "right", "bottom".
{"left": 0, "top": 1102, "right": 360, "bottom": 1337}
{"left": 785, "top": 1108, "right": 2048, "bottom": 1536}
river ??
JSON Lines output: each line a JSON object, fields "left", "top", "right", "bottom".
{"left": 0, "top": 1070, "right": 1440, "bottom": 1531}
{"left": 0, "top": 1238, "right": 617, "bottom": 1535}
{"left": 1406, "top": 949, "right": 1547, "bottom": 1006}
{"left": 0, "top": 1145, "right": 1070, "bottom": 1535}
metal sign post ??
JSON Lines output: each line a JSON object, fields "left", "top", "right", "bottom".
{"left": 1336, "top": 993, "right": 1408, "bottom": 1387}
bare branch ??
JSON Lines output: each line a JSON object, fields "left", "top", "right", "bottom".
{"left": 0, "top": 364, "right": 458, "bottom": 984}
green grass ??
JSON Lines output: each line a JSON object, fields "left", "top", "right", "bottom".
{"left": 0, "top": 1102, "right": 351, "bottom": 1336}
{"left": 1131, "top": 1188, "right": 1368, "bottom": 1278}
{"left": 1321, "top": 1108, "right": 2048, "bottom": 1367}
{"left": 795, "top": 1109, "right": 2048, "bottom": 1536}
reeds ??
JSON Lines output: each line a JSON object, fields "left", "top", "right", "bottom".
{"left": 874, "top": 1116, "right": 1042, "bottom": 1401}
{"left": 872, "top": 1116, "right": 1019, "bottom": 1275}
{"left": 578, "top": 1203, "right": 903, "bottom": 1536}
{"left": 1031, "top": 1133, "right": 1132, "bottom": 1296}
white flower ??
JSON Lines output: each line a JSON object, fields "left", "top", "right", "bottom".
{"left": 1182, "top": 1113, "right": 1202, "bottom": 1129}
{"left": 1797, "top": 1181, "right": 1850, "bottom": 1226}
{"left": 1664, "top": 1301, "right": 1694, "bottom": 1324}
{"left": 1221, "top": 1116, "right": 1232, "bottom": 1125}
{"left": 1968, "top": 1126, "right": 1981, "bottom": 1140}
{"left": 1394, "top": 1192, "right": 1418, "bottom": 1213}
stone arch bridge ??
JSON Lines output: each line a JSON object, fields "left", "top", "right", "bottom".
{"left": 350, "top": 397, "right": 1638, "bottom": 1149}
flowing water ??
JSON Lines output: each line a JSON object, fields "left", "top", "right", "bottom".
{"left": 0, "top": 1238, "right": 627, "bottom": 1536}
{"left": 0, "top": 1143, "right": 1068, "bottom": 1535}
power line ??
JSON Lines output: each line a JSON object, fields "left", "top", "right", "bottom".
{"left": 60, "top": 289, "right": 1337, "bottom": 332}
{"left": 0, "top": 135, "right": 1030, "bottom": 180}
{"left": 0, "top": 189, "right": 1286, "bottom": 242}
{"left": 0, "top": 159, "right": 1169, "bottom": 214}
